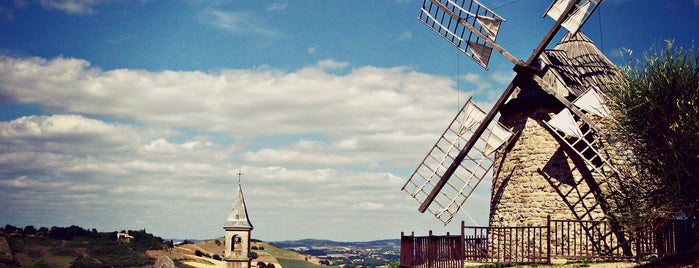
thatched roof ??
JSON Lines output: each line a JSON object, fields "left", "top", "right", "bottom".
{"left": 544, "top": 32, "right": 618, "bottom": 96}
{"left": 501, "top": 32, "right": 617, "bottom": 115}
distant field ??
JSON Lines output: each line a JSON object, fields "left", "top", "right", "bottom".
{"left": 277, "top": 258, "right": 339, "bottom": 268}
{"left": 174, "top": 240, "right": 332, "bottom": 268}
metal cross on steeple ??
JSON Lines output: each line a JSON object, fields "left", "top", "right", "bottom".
{"left": 237, "top": 170, "right": 243, "bottom": 184}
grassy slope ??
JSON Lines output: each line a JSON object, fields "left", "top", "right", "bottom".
{"left": 259, "top": 241, "right": 340, "bottom": 267}
{"left": 277, "top": 258, "right": 335, "bottom": 268}
{"left": 175, "top": 239, "right": 336, "bottom": 268}
{"left": 5, "top": 235, "right": 338, "bottom": 268}
{"left": 6, "top": 236, "right": 78, "bottom": 267}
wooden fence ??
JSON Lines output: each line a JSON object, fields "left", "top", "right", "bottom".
{"left": 400, "top": 231, "right": 464, "bottom": 268}
{"left": 401, "top": 217, "right": 693, "bottom": 266}
{"left": 464, "top": 223, "right": 549, "bottom": 263}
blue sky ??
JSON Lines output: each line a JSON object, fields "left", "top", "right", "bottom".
{"left": 0, "top": 0, "right": 697, "bottom": 242}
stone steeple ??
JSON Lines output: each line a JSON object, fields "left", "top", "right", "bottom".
{"left": 224, "top": 182, "right": 253, "bottom": 230}
{"left": 223, "top": 173, "right": 253, "bottom": 268}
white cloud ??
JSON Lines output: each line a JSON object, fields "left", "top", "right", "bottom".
{"left": 463, "top": 73, "right": 480, "bottom": 83}
{"left": 267, "top": 2, "right": 287, "bottom": 11}
{"left": 36, "top": 0, "right": 103, "bottom": 15}
{"left": 0, "top": 55, "right": 505, "bottom": 241}
{"left": 398, "top": 31, "right": 413, "bottom": 41}
{"left": 315, "top": 59, "right": 349, "bottom": 70}
{"left": 307, "top": 46, "right": 317, "bottom": 54}
{"left": 199, "top": 9, "right": 280, "bottom": 37}
{"left": 608, "top": 47, "right": 633, "bottom": 59}
{"left": 0, "top": 6, "right": 14, "bottom": 21}
{"left": 489, "top": 71, "right": 514, "bottom": 84}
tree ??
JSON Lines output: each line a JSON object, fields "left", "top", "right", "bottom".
{"left": 4, "top": 225, "right": 18, "bottom": 234}
{"left": 37, "top": 227, "right": 49, "bottom": 236}
{"left": 607, "top": 41, "right": 699, "bottom": 227}
{"left": 23, "top": 225, "right": 36, "bottom": 235}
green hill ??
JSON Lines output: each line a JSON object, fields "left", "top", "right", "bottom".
{"left": 1, "top": 225, "right": 167, "bottom": 267}
{"left": 183, "top": 239, "right": 339, "bottom": 268}
{"left": 1, "top": 225, "right": 343, "bottom": 268}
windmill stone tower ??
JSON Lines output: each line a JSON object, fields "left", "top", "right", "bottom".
{"left": 491, "top": 31, "right": 619, "bottom": 227}
{"left": 223, "top": 175, "right": 253, "bottom": 268}
{"left": 402, "top": 0, "right": 635, "bottom": 259}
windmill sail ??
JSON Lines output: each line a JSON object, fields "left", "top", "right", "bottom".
{"left": 543, "top": 108, "right": 625, "bottom": 198}
{"left": 476, "top": 16, "right": 502, "bottom": 41}
{"left": 548, "top": 108, "right": 584, "bottom": 138}
{"left": 402, "top": 99, "right": 512, "bottom": 224}
{"left": 418, "top": 0, "right": 506, "bottom": 69}
{"left": 561, "top": 0, "right": 591, "bottom": 33}
{"left": 408, "top": 0, "right": 606, "bottom": 225}
{"left": 545, "top": 0, "right": 601, "bottom": 35}
{"left": 545, "top": 0, "right": 571, "bottom": 21}
{"left": 573, "top": 87, "right": 610, "bottom": 118}
{"left": 468, "top": 42, "right": 494, "bottom": 68}
{"left": 484, "top": 122, "right": 512, "bottom": 155}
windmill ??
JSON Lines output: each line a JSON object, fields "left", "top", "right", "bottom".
{"left": 401, "top": 0, "right": 634, "bottom": 234}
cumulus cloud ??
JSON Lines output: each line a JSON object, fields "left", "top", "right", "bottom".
{"left": 315, "top": 59, "right": 349, "bottom": 70}
{"left": 0, "top": 55, "right": 506, "bottom": 241}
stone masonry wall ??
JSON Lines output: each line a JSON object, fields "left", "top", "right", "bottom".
{"left": 490, "top": 108, "right": 608, "bottom": 227}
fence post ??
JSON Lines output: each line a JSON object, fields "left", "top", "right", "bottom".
{"left": 546, "top": 215, "right": 551, "bottom": 264}
{"left": 428, "top": 230, "right": 433, "bottom": 268}
{"left": 635, "top": 227, "right": 641, "bottom": 264}
{"left": 461, "top": 221, "right": 465, "bottom": 264}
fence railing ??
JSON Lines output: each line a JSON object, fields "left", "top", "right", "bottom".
{"left": 400, "top": 217, "right": 693, "bottom": 266}
{"left": 464, "top": 223, "right": 549, "bottom": 263}
{"left": 548, "top": 218, "right": 631, "bottom": 260}
{"left": 400, "top": 230, "right": 464, "bottom": 268}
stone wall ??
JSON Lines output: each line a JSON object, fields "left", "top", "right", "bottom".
{"left": 489, "top": 107, "right": 608, "bottom": 227}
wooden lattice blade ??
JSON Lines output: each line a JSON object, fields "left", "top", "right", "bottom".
{"left": 412, "top": 0, "right": 604, "bottom": 216}
{"left": 402, "top": 99, "right": 512, "bottom": 224}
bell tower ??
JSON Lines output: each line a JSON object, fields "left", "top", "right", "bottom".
{"left": 223, "top": 172, "right": 253, "bottom": 268}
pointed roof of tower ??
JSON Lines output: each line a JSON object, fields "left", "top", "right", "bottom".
{"left": 223, "top": 182, "right": 253, "bottom": 230}
{"left": 542, "top": 32, "right": 619, "bottom": 96}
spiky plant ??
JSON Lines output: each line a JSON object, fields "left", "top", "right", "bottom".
{"left": 607, "top": 41, "right": 699, "bottom": 228}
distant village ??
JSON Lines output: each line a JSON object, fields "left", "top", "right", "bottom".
{"left": 277, "top": 240, "right": 400, "bottom": 267}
